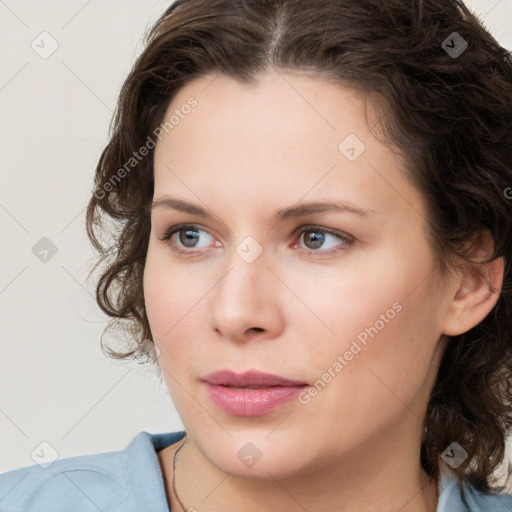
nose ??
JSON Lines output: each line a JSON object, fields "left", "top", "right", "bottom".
{"left": 209, "top": 249, "right": 285, "bottom": 343}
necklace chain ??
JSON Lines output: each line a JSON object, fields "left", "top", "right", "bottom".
{"left": 172, "top": 435, "right": 188, "bottom": 512}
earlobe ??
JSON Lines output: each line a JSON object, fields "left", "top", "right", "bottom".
{"left": 442, "top": 255, "right": 504, "bottom": 337}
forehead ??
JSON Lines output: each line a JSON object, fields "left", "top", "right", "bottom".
{"left": 157, "top": 70, "right": 371, "bottom": 165}
{"left": 152, "top": 70, "right": 425, "bottom": 221}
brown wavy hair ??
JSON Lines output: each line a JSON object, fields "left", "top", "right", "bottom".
{"left": 86, "top": 0, "right": 512, "bottom": 497}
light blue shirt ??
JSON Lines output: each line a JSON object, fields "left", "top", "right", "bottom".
{"left": 1, "top": 430, "right": 511, "bottom": 511}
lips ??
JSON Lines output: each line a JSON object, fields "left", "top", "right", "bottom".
{"left": 202, "top": 370, "right": 309, "bottom": 417}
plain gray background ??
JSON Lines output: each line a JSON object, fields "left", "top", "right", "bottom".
{"left": 0, "top": 0, "right": 511, "bottom": 476}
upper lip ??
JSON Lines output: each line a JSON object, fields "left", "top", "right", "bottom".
{"left": 203, "top": 370, "right": 308, "bottom": 387}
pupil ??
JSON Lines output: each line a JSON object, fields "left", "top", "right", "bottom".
{"left": 179, "top": 229, "right": 200, "bottom": 247}
{"left": 305, "top": 231, "right": 324, "bottom": 249}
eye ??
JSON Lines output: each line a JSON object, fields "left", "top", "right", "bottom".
{"left": 294, "top": 225, "right": 354, "bottom": 255}
{"left": 158, "top": 224, "right": 218, "bottom": 252}
{"left": 158, "top": 223, "right": 354, "bottom": 256}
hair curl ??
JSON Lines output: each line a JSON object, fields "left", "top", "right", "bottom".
{"left": 86, "top": 0, "right": 512, "bottom": 497}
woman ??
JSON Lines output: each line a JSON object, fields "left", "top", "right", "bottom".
{"left": 1, "top": 0, "right": 512, "bottom": 510}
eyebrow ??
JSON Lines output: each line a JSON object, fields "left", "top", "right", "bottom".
{"left": 151, "top": 196, "right": 375, "bottom": 221}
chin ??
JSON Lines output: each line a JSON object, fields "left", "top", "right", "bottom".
{"left": 193, "top": 430, "right": 315, "bottom": 481}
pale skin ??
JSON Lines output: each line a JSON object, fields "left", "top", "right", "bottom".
{"left": 143, "top": 69, "right": 503, "bottom": 512}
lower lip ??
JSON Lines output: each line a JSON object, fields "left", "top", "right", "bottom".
{"left": 205, "top": 383, "right": 306, "bottom": 417}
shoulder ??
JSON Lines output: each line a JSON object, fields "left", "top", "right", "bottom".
{"left": 0, "top": 430, "right": 186, "bottom": 512}
{"left": 437, "top": 471, "right": 512, "bottom": 511}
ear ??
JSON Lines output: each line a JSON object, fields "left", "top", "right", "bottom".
{"left": 442, "top": 232, "right": 504, "bottom": 337}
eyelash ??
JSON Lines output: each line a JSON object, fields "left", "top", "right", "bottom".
{"left": 157, "top": 223, "right": 355, "bottom": 257}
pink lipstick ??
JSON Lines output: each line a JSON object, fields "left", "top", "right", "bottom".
{"left": 203, "top": 370, "right": 308, "bottom": 417}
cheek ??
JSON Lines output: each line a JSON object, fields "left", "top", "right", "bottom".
{"left": 143, "top": 242, "right": 197, "bottom": 332}
{"left": 278, "top": 258, "right": 408, "bottom": 353}
{"left": 288, "top": 250, "right": 440, "bottom": 402}
{"left": 143, "top": 262, "right": 201, "bottom": 408}
{"left": 293, "top": 294, "right": 439, "bottom": 453}
{"left": 143, "top": 245, "right": 212, "bottom": 373}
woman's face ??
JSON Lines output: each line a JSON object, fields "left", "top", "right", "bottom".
{"left": 144, "top": 70, "right": 455, "bottom": 479}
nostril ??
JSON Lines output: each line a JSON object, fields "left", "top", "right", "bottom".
{"left": 250, "top": 327, "right": 264, "bottom": 333}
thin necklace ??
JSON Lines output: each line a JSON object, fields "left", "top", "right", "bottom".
{"left": 172, "top": 435, "right": 188, "bottom": 512}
